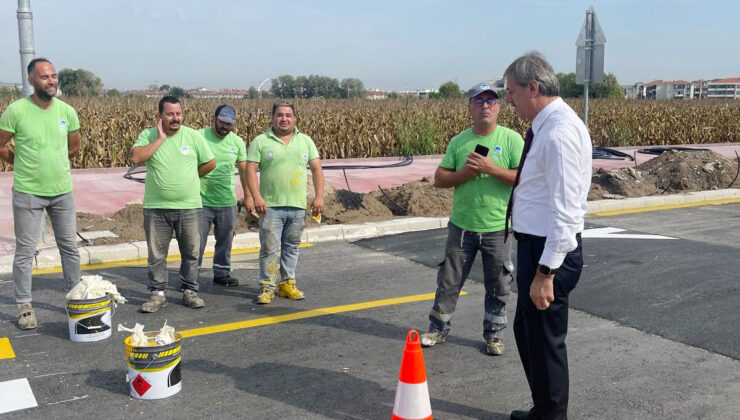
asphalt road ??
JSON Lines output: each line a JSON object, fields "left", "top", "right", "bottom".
{"left": 1, "top": 203, "right": 739, "bottom": 419}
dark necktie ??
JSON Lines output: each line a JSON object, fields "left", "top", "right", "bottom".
{"left": 504, "top": 127, "right": 534, "bottom": 243}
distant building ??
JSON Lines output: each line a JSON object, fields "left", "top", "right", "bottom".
{"left": 188, "top": 88, "right": 247, "bottom": 99}
{"left": 366, "top": 89, "right": 391, "bottom": 99}
{"left": 624, "top": 78, "right": 732, "bottom": 100}
{"left": 399, "top": 89, "right": 437, "bottom": 98}
{"left": 706, "top": 78, "right": 740, "bottom": 99}
{"left": 122, "top": 88, "right": 248, "bottom": 99}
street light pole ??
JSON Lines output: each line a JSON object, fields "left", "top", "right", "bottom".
{"left": 17, "top": 0, "right": 35, "bottom": 97}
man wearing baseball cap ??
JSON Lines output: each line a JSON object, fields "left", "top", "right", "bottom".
{"left": 198, "top": 104, "right": 249, "bottom": 287}
{"left": 420, "top": 82, "right": 524, "bottom": 355}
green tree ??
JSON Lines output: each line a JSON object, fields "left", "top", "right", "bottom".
{"left": 106, "top": 88, "right": 121, "bottom": 97}
{"left": 167, "top": 86, "right": 190, "bottom": 98}
{"left": 388, "top": 91, "right": 400, "bottom": 99}
{"left": 557, "top": 72, "right": 623, "bottom": 99}
{"left": 272, "top": 75, "right": 296, "bottom": 98}
{"left": 158, "top": 84, "right": 171, "bottom": 92}
{"left": 557, "top": 73, "right": 583, "bottom": 98}
{"left": 58, "top": 68, "right": 103, "bottom": 96}
{"left": 247, "top": 86, "right": 259, "bottom": 99}
{"left": 147, "top": 83, "right": 159, "bottom": 91}
{"left": 437, "top": 81, "right": 462, "bottom": 98}
{"left": 589, "top": 73, "right": 624, "bottom": 99}
{"left": 340, "top": 78, "right": 366, "bottom": 99}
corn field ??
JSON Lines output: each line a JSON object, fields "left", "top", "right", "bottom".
{"left": 1, "top": 97, "right": 739, "bottom": 171}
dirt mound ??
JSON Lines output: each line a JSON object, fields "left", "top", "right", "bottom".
{"left": 590, "top": 150, "right": 739, "bottom": 199}
{"left": 370, "top": 177, "right": 453, "bottom": 217}
{"left": 636, "top": 150, "right": 738, "bottom": 193}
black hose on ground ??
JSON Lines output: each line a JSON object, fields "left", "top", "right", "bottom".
{"left": 593, "top": 147, "right": 634, "bottom": 161}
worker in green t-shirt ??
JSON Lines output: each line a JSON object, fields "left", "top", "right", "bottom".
{"left": 245, "top": 102, "right": 324, "bottom": 304}
{"left": 420, "top": 82, "right": 524, "bottom": 356}
{"left": 197, "top": 104, "right": 248, "bottom": 287}
{"left": 130, "top": 96, "right": 216, "bottom": 313}
{"left": 0, "top": 58, "right": 82, "bottom": 330}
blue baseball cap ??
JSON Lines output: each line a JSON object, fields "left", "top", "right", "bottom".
{"left": 215, "top": 104, "right": 236, "bottom": 124}
{"left": 467, "top": 82, "right": 500, "bottom": 99}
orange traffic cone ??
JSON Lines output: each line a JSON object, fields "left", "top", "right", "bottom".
{"left": 391, "top": 330, "right": 433, "bottom": 420}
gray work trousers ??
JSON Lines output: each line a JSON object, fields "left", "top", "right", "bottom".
{"left": 13, "top": 189, "right": 80, "bottom": 303}
{"left": 428, "top": 222, "right": 513, "bottom": 340}
{"left": 198, "top": 205, "right": 237, "bottom": 279}
{"left": 143, "top": 208, "right": 201, "bottom": 292}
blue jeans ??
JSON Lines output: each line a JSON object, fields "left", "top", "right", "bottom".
{"left": 198, "top": 206, "right": 237, "bottom": 279}
{"left": 258, "top": 207, "right": 306, "bottom": 290}
{"left": 143, "top": 208, "right": 202, "bottom": 292}
{"left": 428, "top": 222, "right": 513, "bottom": 340}
{"left": 12, "top": 189, "right": 80, "bottom": 303}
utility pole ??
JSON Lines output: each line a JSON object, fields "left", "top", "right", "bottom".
{"left": 17, "top": 0, "right": 35, "bottom": 97}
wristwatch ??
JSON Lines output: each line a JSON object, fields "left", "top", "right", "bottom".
{"left": 538, "top": 264, "right": 554, "bottom": 276}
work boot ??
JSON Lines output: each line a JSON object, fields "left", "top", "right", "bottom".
{"left": 140, "top": 293, "right": 167, "bottom": 313}
{"left": 17, "top": 302, "right": 37, "bottom": 330}
{"left": 255, "top": 286, "right": 274, "bottom": 304}
{"left": 213, "top": 275, "right": 239, "bottom": 287}
{"left": 182, "top": 289, "right": 205, "bottom": 309}
{"left": 486, "top": 337, "right": 505, "bottom": 356}
{"left": 420, "top": 330, "right": 446, "bottom": 347}
{"left": 277, "top": 279, "right": 304, "bottom": 300}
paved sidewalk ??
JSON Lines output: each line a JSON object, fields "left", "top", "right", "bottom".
{"left": 0, "top": 143, "right": 738, "bottom": 269}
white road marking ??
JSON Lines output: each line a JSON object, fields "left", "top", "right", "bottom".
{"left": 0, "top": 378, "right": 38, "bottom": 414}
{"left": 583, "top": 227, "right": 675, "bottom": 240}
{"left": 33, "top": 372, "right": 69, "bottom": 379}
{"left": 46, "top": 395, "right": 88, "bottom": 406}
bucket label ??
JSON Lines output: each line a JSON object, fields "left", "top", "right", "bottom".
{"left": 132, "top": 374, "right": 152, "bottom": 396}
{"left": 75, "top": 313, "right": 111, "bottom": 335}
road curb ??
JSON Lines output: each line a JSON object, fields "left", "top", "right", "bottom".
{"left": 2, "top": 189, "right": 738, "bottom": 274}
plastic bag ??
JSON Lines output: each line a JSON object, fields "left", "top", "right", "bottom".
{"left": 118, "top": 321, "right": 176, "bottom": 347}
{"left": 117, "top": 323, "right": 148, "bottom": 347}
{"left": 66, "top": 275, "right": 127, "bottom": 305}
{"left": 154, "top": 320, "right": 176, "bottom": 346}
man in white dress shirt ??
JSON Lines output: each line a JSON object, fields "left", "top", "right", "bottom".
{"left": 503, "top": 52, "right": 592, "bottom": 420}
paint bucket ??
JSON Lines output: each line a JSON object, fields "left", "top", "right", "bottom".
{"left": 66, "top": 294, "right": 113, "bottom": 342}
{"left": 125, "top": 332, "right": 183, "bottom": 400}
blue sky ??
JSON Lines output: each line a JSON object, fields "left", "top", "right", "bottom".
{"left": 2, "top": 0, "right": 739, "bottom": 91}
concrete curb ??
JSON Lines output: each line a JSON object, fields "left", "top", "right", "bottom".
{"left": 2, "top": 188, "right": 738, "bottom": 274}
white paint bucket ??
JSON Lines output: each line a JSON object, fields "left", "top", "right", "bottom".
{"left": 66, "top": 294, "right": 113, "bottom": 342}
{"left": 125, "top": 332, "right": 182, "bottom": 400}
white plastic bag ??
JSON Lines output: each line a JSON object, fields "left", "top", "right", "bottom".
{"left": 66, "top": 275, "right": 127, "bottom": 305}
{"left": 154, "top": 320, "right": 176, "bottom": 346}
{"left": 117, "top": 323, "right": 148, "bottom": 347}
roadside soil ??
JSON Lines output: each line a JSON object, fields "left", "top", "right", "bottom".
{"left": 71, "top": 150, "right": 738, "bottom": 246}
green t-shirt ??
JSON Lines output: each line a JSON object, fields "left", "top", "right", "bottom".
{"left": 246, "top": 127, "right": 319, "bottom": 209}
{"left": 440, "top": 126, "right": 524, "bottom": 232}
{"left": 0, "top": 97, "right": 80, "bottom": 196}
{"left": 133, "top": 126, "right": 214, "bottom": 209}
{"left": 199, "top": 127, "right": 247, "bottom": 207}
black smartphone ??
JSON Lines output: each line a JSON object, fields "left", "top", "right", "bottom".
{"left": 474, "top": 144, "right": 489, "bottom": 156}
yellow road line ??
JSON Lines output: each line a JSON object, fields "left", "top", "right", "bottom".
{"left": 0, "top": 337, "right": 15, "bottom": 360}
{"left": 32, "top": 243, "right": 311, "bottom": 275}
{"left": 592, "top": 197, "right": 740, "bottom": 217}
{"left": 180, "top": 291, "right": 467, "bottom": 339}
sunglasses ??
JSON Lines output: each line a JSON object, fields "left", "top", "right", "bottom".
{"left": 471, "top": 98, "right": 498, "bottom": 106}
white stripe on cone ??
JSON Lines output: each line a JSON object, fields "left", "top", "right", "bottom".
{"left": 392, "top": 381, "right": 432, "bottom": 419}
